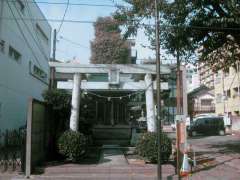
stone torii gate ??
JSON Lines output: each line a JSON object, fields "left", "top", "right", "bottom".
{"left": 49, "top": 62, "right": 171, "bottom": 132}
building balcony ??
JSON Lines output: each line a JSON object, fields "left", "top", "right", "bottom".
{"left": 193, "top": 105, "right": 215, "bottom": 113}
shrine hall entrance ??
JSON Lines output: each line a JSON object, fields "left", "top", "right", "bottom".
{"left": 80, "top": 91, "right": 146, "bottom": 145}
{"left": 96, "top": 99, "right": 129, "bottom": 126}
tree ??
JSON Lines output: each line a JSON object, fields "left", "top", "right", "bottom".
{"left": 114, "top": 0, "right": 240, "bottom": 68}
{"left": 90, "top": 16, "right": 131, "bottom": 64}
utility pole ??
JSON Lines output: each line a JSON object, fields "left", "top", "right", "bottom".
{"left": 176, "top": 49, "right": 181, "bottom": 180}
{"left": 154, "top": 0, "right": 162, "bottom": 179}
{"left": 50, "top": 29, "right": 57, "bottom": 89}
{"left": 176, "top": 0, "right": 182, "bottom": 178}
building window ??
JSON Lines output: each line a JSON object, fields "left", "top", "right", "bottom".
{"left": 36, "top": 24, "right": 49, "bottom": 43}
{"left": 16, "top": 0, "right": 25, "bottom": 14}
{"left": 0, "top": 40, "right": 5, "bottom": 53}
{"left": 201, "top": 99, "right": 212, "bottom": 106}
{"left": 226, "top": 89, "right": 231, "bottom": 98}
{"left": 234, "top": 111, "right": 239, "bottom": 116}
{"left": 29, "top": 61, "right": 32, "bottom": 73}
{"left": 9, "top": 46, "right": 21, "bottom": 62}
{"left": 30, "top": 64, "right": 47, "bottom": 82}
{"left": 216, "top": 93, "right": 222, "bottom": 103}
{"left": 233, "top": 87, "right": 240, "bottom": 98}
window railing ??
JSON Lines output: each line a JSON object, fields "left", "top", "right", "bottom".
{"left": 193, "top": 104, "right": 215, "bottom": 112}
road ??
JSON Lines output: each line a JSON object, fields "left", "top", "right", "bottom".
{"left": 168, "top": 130, "right": 240, "bottom": 179}
{"left": 188, "top": 134, "right": 240, "bottom": 154}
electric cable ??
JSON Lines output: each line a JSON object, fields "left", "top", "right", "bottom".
{"left": 57, "top": 0, "right": 70, "bottom": 34}
{"left": 1, "top": 16, "right": 240, "bottom": 32}
{"left": 59, "top": 36, "right": 89, "bottom": 49}
{"left": 6, "top": 0, "right": 121, "bottom": 8}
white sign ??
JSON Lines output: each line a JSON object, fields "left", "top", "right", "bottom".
{"left": 224, "top": 114, "right": 231, "bottom": 126}
{"left": 176, "top": 115, "right": 185, "bottom": 121}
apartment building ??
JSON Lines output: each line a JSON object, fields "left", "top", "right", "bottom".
{"left": 214, "top": 64, "right": 240, "bottom": 116}
{"left": 198, "top": 62, "right": 214, "bottom": 89}
{"left": 0, "top": 0, "right": 51, "bottom": 130}
{"left": 186, "top": 64, "right": 200, "bottom": 92}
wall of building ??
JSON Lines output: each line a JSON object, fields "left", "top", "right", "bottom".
{"left": 0, "top": 1, "right": 51, "bottom": 130}
{"left": 198, "top": 62, "right": 214, "bottom": 89}
{"left": 186, "top": 64, "right": 200, "bottom": 92}
{"left": 214, "top": 65, "right": 240, "bottom": 116}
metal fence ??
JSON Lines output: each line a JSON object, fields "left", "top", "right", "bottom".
{"left": 0, "top": 128, "right": 25, "bottom": 173}
{"left": 193, "top": 104, "right": 215, "bottom": 113}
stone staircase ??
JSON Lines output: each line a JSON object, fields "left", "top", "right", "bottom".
{"left": 92, "top": 125, "right": 131, "bottom": 146}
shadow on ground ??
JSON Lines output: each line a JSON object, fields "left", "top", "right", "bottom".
{"left": 209, "top": 142, "right": 240, "bottom": 154}
{"left": 33, "top": 147, "right": 102, "bottom": 175}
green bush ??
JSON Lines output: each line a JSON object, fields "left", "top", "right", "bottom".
{"left": 58, "top": 131, "right": 87, "bottom": 161}
{"left": 136, "top": 132, "right": 172, "bottom": 163}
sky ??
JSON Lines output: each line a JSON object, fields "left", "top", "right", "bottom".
{"left": 37, "top": 0, "right": 156, "bottom": 64}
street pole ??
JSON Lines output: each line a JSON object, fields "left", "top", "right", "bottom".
{"left": 176, "top": 49, "right": 181, "bottom": 180}
{"left": 154, "top": 0, "right": 162, "bottom": 179}
{"left": 50, "top": 29, "right": 57, "bottom": 89}
{"left": 176, "top": 0, "right": 182, "bottom": 177}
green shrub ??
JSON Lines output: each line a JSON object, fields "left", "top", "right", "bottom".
{"left": 58, "top": 131, "right": 87, "bottom": 161}
{"left": 136, "top": 132, "right": 172, "bottom": 163}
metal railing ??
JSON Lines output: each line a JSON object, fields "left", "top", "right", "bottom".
{"left": 0, "top": 128, "right": 26, "bottom": 173}
{"left": 193, "top": 105, "right": 215, "bottom": 112}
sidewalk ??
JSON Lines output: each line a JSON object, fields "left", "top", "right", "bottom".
{"left": 3, "top": 133, "right": 240, "bottom": 180}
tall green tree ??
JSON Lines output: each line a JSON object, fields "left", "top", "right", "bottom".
{"left": 114, "top": 0, "right": 240, "bottom": 68}
{"left": 90, "top": 16, "right": 131, "bottom": 64}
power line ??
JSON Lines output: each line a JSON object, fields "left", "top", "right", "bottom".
{"left": 6, "top": 1, "right": 43, "bottom": 69}
{"left": 6, "top": 0, "right": 122, "bottom": 8}
{"left": 1, "top": 16, "right": 240, "bottom": 31}
{"left": 59, "top": 36, "right": 89, "bottom": 49}
{"left": 57, "top": 0, "right": 70, "bottom": 34}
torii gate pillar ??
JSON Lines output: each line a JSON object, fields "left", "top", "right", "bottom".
{"left": 145, "top": 74, "right": 156, "bottom": 132}
{"left": 70, "top": 73, "right": 81, "bottom": 131}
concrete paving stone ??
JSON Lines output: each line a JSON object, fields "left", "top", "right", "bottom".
{"left": 109, "top": 173, "right": 132, "bottom": 180}
{"left": 33, "top": 174, "right": 110, "bottom": 180}
{"left": 110, "top": 168, "right": 131, "bottom": 173}
{"left": 99, "top": 147, "right": 128, "bottom": 167}
{"left": 214, "top": 155, "right": 234, "bottom": 163}
{"left": 224, "top": 159, "right": 240, "bottom": 170}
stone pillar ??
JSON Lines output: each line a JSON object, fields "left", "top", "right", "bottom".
{"left": 70, "top": 73, "right": 81, "bottom": 131}
{"left": 145, "top": 74, "right": 156, "bottom": 132}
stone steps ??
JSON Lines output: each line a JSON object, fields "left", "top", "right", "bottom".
{"left": 94, "top": 139, "right": 130, "bottom": 146}
{"left": 92, "top": 125, "right": 131, "bottom": 146}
